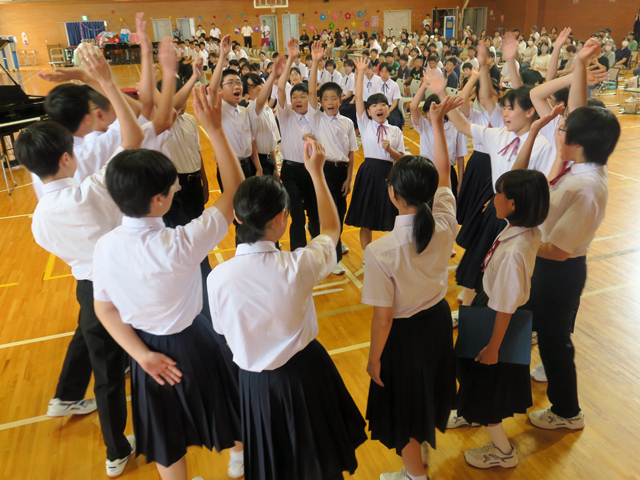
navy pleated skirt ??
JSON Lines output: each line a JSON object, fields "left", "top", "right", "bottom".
{"left": 239, "top": 339, "right": 367, "bottom": 480}
{"left": 132, "top": 315, "right": 241, "bottom": 467}
{"left": 366, "top": 299, "right": 457, "bottom": 455}
{"left": 456, "top": 290, "right": 533, "bottom": 426}
{"left": 456, "top": 151, "right": 493, "bottom": 248}
{"left": 339, "top": 101, "right": 358, "bottom": 129}
{"left": 455, "top": 195, "right": 507, "bottom": 292}
{"left": 345, "top": 157, "right": 398, "bottom": 231}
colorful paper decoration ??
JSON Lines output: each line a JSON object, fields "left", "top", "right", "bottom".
{"left": 241, "top": 14, "right": 244, "bottom": 17}
{"left": 183, "top": 15, "right": 187, "bottom": 19}
{"left": 111, "top": 10, "right": 114, "bottom": 14}
{"left": 169, "top": 16, "right": 172, "bottom": 19}
{"left": 234, "top": 27, "right": 240, "bottom": 34}
{"left": 119, "top": 17, "right": 123, "bottom": 21}
{"left": 309, "top": 24, "right": 315, "bottom": 30}
{"left": 351, "top": 20, "right": 357, "bottom": 27}
{"left": 319, "top": 13, "right": 326, "bottom": 20}
{"left": 357, "top": 11, "right": 364, "bottom": 18}
{"left": 329, "top": 22, "right": 335, "bottom": 29}
{"left": 372, "top": 30, "right": 378, "bottom": 35}
{"left": 332, "top": 12, "right": 339, "bottom": 19}
{"left": 253, "top": 25, "right": 260, "bottom": 32}
{"left": 345, "top": 13, "right": 351, "bottom": 19}
{"left": 227, "top": 14, "right": 231, "bottom": 18}
{"left": 365, "top": 21, "right": 370, "bottom": 27}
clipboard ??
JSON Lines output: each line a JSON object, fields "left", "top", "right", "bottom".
{"left": 455, "top": 306, "right": 533, "bottom": 365}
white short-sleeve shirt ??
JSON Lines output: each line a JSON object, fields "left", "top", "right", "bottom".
{"left": 221, "top": 100, "right": 254, "bottom": 159}
{"left": 271, "top": 82, "right": 292, "bottom": 106}
{"left": 483, "top": 225, "right": 542, "bottom": 314}
{"left": 306, "top": 103, "right": 357, "bottom": 162}
{"left": 462, "top": 105, "right": 504, "bottom": 153}
{"left": 247, "top": 99, "right": 280, "bottom": 154}
{"left": 210, "top": 27, "right": 221, "bottom": 38}
{"left": 162, "top": 113, "right": 201, "bottom": 174}
{"left": 541, "top": 162, "right": 608, "bottom": 258}
{"left": 413, "top": 117, "right": 469, "bottom": 166}
{"left": 362, "top": 74, "right": 382, "bottom": 101}
{"left": 326, "top": 70, "right": 344, "bottom": 88}
{"left": 93, "top": 206, "right": 229, "bottom": 335}
{"left": 277, "top": 103, "right": 313, "bottom": 163}
{"left": 469, "top": 124, "right": 554, "bottom": 191}
{"left": 208, "top": 235, "right": 337, "bottom": 372}
{"left": 241, "top": 26, "right": 254, "bottom": 37}
{"left": 357, "top": 111, "right": 404, "bottom": 162}
{"left": 31, "top": 148, "right": 124, "bottom": 281}
{"left": 362, "top": 187, "right": 458, "bottom": 318}
{"left": 293, "top": 61, "right": 309, "bottom": 80}
{"left": 343, "top": 72, "right": 356, "bottom": 95}
{"left": 371, "top": 78, "right": 402, "bottom": 103}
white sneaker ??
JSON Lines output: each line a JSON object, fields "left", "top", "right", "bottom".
{"left": 531, "top": 331, "right": 538, "bottom": 345}
{"left": 464, "top": 442, "right": 518, "bottom": 469}
{"left": 106, "top": 434, "right": 136, "bottom": 477}
{"left": 341, "top": 243, "right": 350, "bottom": 255}
{"left": 46, "top": 398, "right": 97, "bottom": 417}
{"left": 380, "top": 466, "right": 411, "bottom": 480}
{"left": 447, "top": 410, "right": 480, "bottom": 429}
{"left": 530, "top": 363, "right": 547, "bottom": 382}
{"left": 452, "top": 309, "right": 459, "bottom": 328}
{"left": 529, "top": 408, "right": 585, "bottom": 430}
{"left": 228, "top": 458, "right": 244, "bottom": 478}
{"left": 457, "top": 290, "right": 464, "bottom": 304}
{"left": 421, "top": 441, "right": 430, "bottom": 466}
{"left": 332, "top": 263, "right": 346, "bottom": 275}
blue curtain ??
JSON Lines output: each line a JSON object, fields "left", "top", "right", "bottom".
{"left": 66, "top": 22, "right": 82, "bottom": 46}
{"left": 80, "top": 22, "right": 105, "bottom": 41}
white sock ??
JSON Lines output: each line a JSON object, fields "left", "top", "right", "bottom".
{"left": 486, "top": 423, "right": 511, "bottom": 454}
{"left": 407, "top": 473, "right": 428, "bottom": 480}
{"left": 229, "top": 449, "right": 243, "bottom": 463}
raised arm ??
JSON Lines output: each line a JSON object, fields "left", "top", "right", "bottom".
{"left": 172, "top": 57, "right": 202, "bottom": 109}
{"left": 430, "top": 71, "right": 472, "bottom": 137}
{"left": 209, "top": 34, "right": 233, "bottom": 98}
{"left": 279, "top": 39, "right": 297, "bottom": 110}
{"left": 134, "top": 13, "right": 155, "bottom": 120}
{"left": 569, "top": 38, "right": 602, "bottom": 113}
{"left": 502, "top": 32, "right": 522, "bottom": 88}
{"left": 304, "top": 138, "right": 340, "bottom": 245}
{"left": 512, "top": 104, "right": 564, "bottom": 171}
{"left": 458, "top": 67, "right": 479, "bottom": 116}
{"left": 308, "top": 40, "right": 324, "bottom": 108}
{"left": 354, "top": 57, "right": 367, "bottom": 118}
{"left": 430, "top": 95, "right": 464, "bottom": 188}
{"left": 546, "top": 28, "right": 571, "bottom": 81}
{"left": 192, "top": 86, "right": 244, "bottom": 224}
{"left": 530, "top": 73, "right": 572, "bottom": 117}
{"left": 410, "top": 68, "right": 431, "bottom": 126}
{"left": 154, "top": 38, "right": 178, "bottom": 135}
{"left": 79, "top": 44, "right": 143, "bottom": 149}
{"left": 257, "top": 55, "right": 285, "bottom": 115}
{"left": 476, "top": 43, "right": 497, "bottom": 115}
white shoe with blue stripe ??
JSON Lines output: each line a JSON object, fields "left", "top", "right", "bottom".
{"left": 106, "top": 435, "right": 135, "bottom": 478}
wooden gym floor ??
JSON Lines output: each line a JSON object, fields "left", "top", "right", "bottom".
{"left": 1, "top": 65, "right": 640, "bottom": 479}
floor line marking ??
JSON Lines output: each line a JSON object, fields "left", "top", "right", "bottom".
{"left": 587, "top": 247, "right": 640, "bottom": 263}
{"left": 314, "top": 278, "right": 350, "bottom": 290}
{"left": 342, "top": 262, "right": 363, "bottom": 289}
{"left": 212, "top": 245, "right": 224, "bottom": 265}
{"left": 592, "top": 229, "right": 640, "bottom": 242}
{"left": 0, "top": 282, "right": 18, "bottom": 288}
{"left": 42, "top": 254, "right": 72, "bottom": 281}
{"left": 317, "top": 303, "right": 371, "bottom": 318}
{"left": 327, "top": 342, "right": 370, "bottom": 356}
{"left": 0, "top": 331, "right": 75, "bottom": 350}
{"left": 0, "top": 213, "right": 33, "bottom": 220}
{"left": 312, "top": 288, "right": 344, "bottom": 297}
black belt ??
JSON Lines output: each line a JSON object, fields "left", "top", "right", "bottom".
{"left": 178, "top": 171, "right": 201, "bottom": 181}
{"left": 324, "top": 160, "right": 348, "bottom": 167}
{"left": 239, "top": 157, "right": 251, "bottom": 165}
{"left": 283, "top": 159, "right": 305, "bottom": 167}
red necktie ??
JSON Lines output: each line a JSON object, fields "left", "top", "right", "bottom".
{"left": 549, "top": 161, "right": 572, "bottom": 186}
{"left": 481, "top": 237, "right": 502, "bottom": 272}
{"left": 498, "top": 137, "right": 521, "bottom": 162}
{"left": 376, "top": 124, "right": 388, "bottom": 143}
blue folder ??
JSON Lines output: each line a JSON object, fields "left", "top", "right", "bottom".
{"left": 455, "top": 306, "right": 533, "bottom": 365}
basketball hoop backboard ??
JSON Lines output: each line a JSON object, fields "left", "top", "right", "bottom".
{"left": 254, "top": 0, "right": 288, "bottom": 11}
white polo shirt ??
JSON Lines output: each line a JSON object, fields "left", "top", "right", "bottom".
{"left": 210, "top": 27, "right": 221, "bottom": 39}
{"left": 162, "top": 113, "right": 201, "bottom": 174}
{"left": 343, "top": 72, "right": 355, "bottom": 95}
{"left": 241, "top": 25, "right": 254, "bottom": 38}
{"left": 362, "top": 187, "right": 457, "bottom": 318}
{"left": 247, "top": 99, "right": 280, "bottom": 154}
{"left": 208, "top": 235, "right": 336, "bottom": 372}
{"left": 93, "top": 206, "right": 229, "bottom": 335}
{"left": 541, "top": 162, "right": 608, "bottom": 258}
{"left": 362, "top": 74, "right": 382, "bottom": 101}
{"left": 371, "top": 78, "right": 402, "bottom": 103}
{"left": 357, "top": 111, "right": 404, "bottom": 162}
{"left": 277, "top": 104, "right": 313, "bottom": 163}
{"left": 462, "top": 106, "right": 504, "bottom": 154}
{"left": 413, "top": 117, "right": 469, "bottom": 166}
{"left": 220, "top": 99, "right": 254, "bottom": 159}
{"left": 305, "top": 103, "right": 357, "bottom": 162}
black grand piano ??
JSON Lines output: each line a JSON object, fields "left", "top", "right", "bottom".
{"left": 0, "top": 39, "right": 46, "bottom": 194}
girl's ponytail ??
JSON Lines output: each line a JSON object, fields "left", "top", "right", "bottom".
{"left": 414, "top": 201, "right": 436, "bottom": 254}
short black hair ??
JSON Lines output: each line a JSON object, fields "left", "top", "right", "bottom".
{"left": 15, "top": 121, "right": 74, "bottom": 179}
{"left": 289, "top": 66, "right": 301, "bottom": 76}
{"left": 468, "top": 45, "right": 476, "bottom": 51}
{"left": 551, "top": 86, "right": 570, "bottom": 106}
{"left": 427, "top": 55, "right": 439, "bottom": 63}
{"left": 462, "top": 61, "right": 473, "bottom": 70}
{"left": 291, "top": 82, "right": 309, "bottom": 96}
{"left": 234, "top": 176, "right": 289, "bottom": 244}
{"left": 242, "top": 72, "right": 264, "bottom": 96}
{"left": 500, "top": 86, "right": 536, "bottom": 118}
{"left": 85, "top": 86, "right": 111, "bottom": 112}
{"left": 325, "top": 59, "right": 336, "bottom": 68}
{"left": 44, "top": 84, "right": 90, "bottom": 134}
{"left": 378, "top": 62, "right": 392, "bottom": 73}
{"left": 564, "top": 106, "right": 620, "bottom": 165}
{"left": 365, "top": 93, "right": 390, "bottom": 111}
{"left": 343, "top": 59, "right": 355, "bottom": 68}
{"left": 495, "top": 169, "right": 549, "bottom": 228}
{"left": 228, "top": 59, "right": 240, "bottom": 67}
{"left": 361, "top": 49, "right": 370, "bottom": 56}
{"left": 445, "top": 58, "right": 457, "bottom": 66}
{"left": 221, "top": 68, "right": 240, "bottom": 85}
{"left": 318, "top": 81, "right": 342, "bottom": 99}
{"left": 399, "top": 54, "right": 409, "bottom": 62}
{"left": 106, "top": 149, "right": 177, "bottom": 218}
{"left": 422, "top": 93, "right": 447, "bottom": 120}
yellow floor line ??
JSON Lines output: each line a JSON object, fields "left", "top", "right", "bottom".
{"left": 0, "top": 331, "right": 75, "bottom": 350}
{"left": 0, "top": 282, "right": 18, "bottom": 288}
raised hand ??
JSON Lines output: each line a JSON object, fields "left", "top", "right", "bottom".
{"left": 586, "top": 63, "right": 608, "bottom": 85}
{"left": 531, "top": 103, "right": 565, "bottom": 134}
{"left": 578, "top": 38, "right": 601, "bottom": 61}
{"left": 355, "top": 56, "right": 367, "bottom": 72}
{"left": 303, "top": 137, "right": 326, "bottom": 176}
{"left": 476, "top": 42, "right": 489, "bottom": 66}
{"left": 134, "top": 12, "right": 151, "bottom": 52}
{"left": 193, "top": 85, "right": 223, "bottom": 132}
{"left": 286, "top": 37, "right": 300, "bottom": 58}
{"left": 220, "top": 34, "right": 232, "bottom": 58}
{"left": 272, "top": 55, "right": 287, "bottom": 79}
{"left": 158, "top": 37, "right": 178, "bottom": 74}
{"left": 192, "top": 56, "right": 204, "bottom": 78}
{"left": 38, "top": 67, "right": 87, "bottom": 84}
{"left": 502, "top": 32, "right": 519, "bottom": 61}
{"left": 554, "top": 27, "right": 571, "bottom": 50}
{"left": 78, "top": 43, "right": 112, "bottom": 84}
{"left": 427, "top": 69, "right": 446, "bottom": 95}
{"left": 430, "top": 94, "right": 464, "bottom": 120}
{"left": 311, "top": 40, "right": 324, "bottom": 62}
